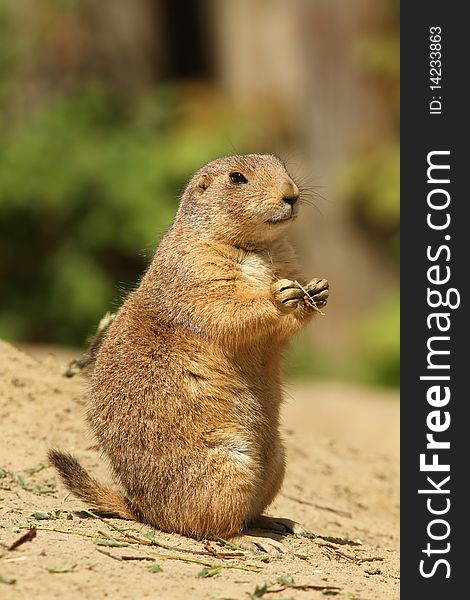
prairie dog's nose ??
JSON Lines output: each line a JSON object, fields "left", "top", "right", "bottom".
{"left": 281, "top": 180, "right": 300, "bottom": 206}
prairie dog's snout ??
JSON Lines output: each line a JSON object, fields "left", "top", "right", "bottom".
{"left": 280, "top": 179, "right": 300, "bottom": 207}
{"left": 265, "top": 177, "right": 300, "bottom": 225}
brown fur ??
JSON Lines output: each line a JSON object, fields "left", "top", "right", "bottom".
{"left": 50, "top": 154, "right": 329, "bottom": 540}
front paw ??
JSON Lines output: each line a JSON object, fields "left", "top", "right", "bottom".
{"left": 271, "top": 279, "right": 304, "bottom": 313}
{"left": 303, "top": 278, "right": 329, "bottom": 311}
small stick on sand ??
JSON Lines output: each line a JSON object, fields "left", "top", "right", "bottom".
{"left": 318, "top": 542, "right": 383, "bottom": 564}
{"left": 96, "top": 548, "right": 262, "bottom": 572}
{"left": 281, "top": 493, "right": 352, "bottom": 518}
{"left": 7, "top": 528, "right": 37, "bottom": 551}
{"left": 85, "top": 511, "right": 243, "bottom": 559}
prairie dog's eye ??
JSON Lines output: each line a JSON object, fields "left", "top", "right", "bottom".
{"left": 229, "top": 171, "right": 248, "bottom": 184}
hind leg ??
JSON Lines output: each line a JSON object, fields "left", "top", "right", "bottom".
{"left": 247, "top": 438, "right": 286, "bottom": 520}
{"left": 231, "top": 441, "right": 290, "bottom": 555}
{"left": 139, "top": 449, "right": 259, "bottom": 541}
{"left": 243, "top": 441, "right": 314, "bottom": 544}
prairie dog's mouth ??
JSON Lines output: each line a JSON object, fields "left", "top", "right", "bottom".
{"left": 268, "top": 214, "right": 296, "bottom": 224}
{"left": 267, "top": 206, "right": 298, "bottom": 224}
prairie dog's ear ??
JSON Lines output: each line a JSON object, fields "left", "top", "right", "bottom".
{"left": 196, "top": 173, "right": 211, "bottom": 192}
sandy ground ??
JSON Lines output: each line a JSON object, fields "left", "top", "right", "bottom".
{"left": 0, "top": 340, "right": 399, "bottom": 599}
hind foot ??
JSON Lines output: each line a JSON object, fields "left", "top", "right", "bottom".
{"left": 232, "top": 531, "right": 286, "bottom": 556}
{"left": 248, "top": 515, "right": 316, "bottom": 539}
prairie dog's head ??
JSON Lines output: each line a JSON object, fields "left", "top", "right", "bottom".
{"left": 176, "top": 154, "right": 300, "bottom": 249}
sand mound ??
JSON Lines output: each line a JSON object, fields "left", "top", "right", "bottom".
{"left": 0, "top": 340, "right": 399, "bottom": 599}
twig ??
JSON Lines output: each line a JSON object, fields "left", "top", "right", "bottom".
{"left": 8, "top": 528, "right": 37, "bottom": 551}
{"left": 268, "top": 584, "right": 341, "bottom": 594}
{"left": 85, "top": 511, "right": 242, "bottom": 559}
{"left": 20, "top": 517, "right": 245, "bottom": 565}
{"left": 95, "top": 548, "right": 156, "bottom": 562}
{"left": 316, "top": 534, "right": 362, "bottom": 546}
{"left": 85, "top": 511, "right": 185, "bottom": 551}
{"left": 84, "top": 511, "right": 150, "bottom": 544}
{"left": 23, "top": 463, "right": 49, "bottom": 476}
{"left": 249, "top": 579, "right": 341, "bottom": 597}
{"left": 294, "top": 280, "right": 326, "bottom": 315}
{"left": 320, "top": 544, "right": 356, "bottom": 562}
{"left": 281, "top": 493, "right": 352, "bottom": 518}
{"left": 19, "top": 525, "right": 104, "bottom": 540}
{"left": 117, "top": 555, "right": 156, "bottom": 562}
{"left": 96, "top": 548, "right": 262, "bottom": 572}
{"left": 151, "top": 553, "right": 262, "bottom": 573}
{"left": 95, "top": 548, "right": 124, "bottom": 561}
{"left": 209, "top": 533, "right": 243, "bottom": 551}
{"left": 357, "top": 556, "right": 384, "bottom": 564}
{"left": 318, "top": 542, "right": 383, "bottom": 564}
{"left": 203, "top": 541, "right": 244, "bottom": 560}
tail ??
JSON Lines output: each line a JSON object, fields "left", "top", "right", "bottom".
{"left": 48, "top": 449, "right": 136, "bottom": 520}
{"left": 65, "top": 312, "right": 116, "bottom": 378}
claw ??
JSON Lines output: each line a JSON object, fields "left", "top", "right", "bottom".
{"left": 233, "top": 533, "right": 286, "bottom": 556}
{"left": 247, "top": 516, "right": 316, "bottom": 539}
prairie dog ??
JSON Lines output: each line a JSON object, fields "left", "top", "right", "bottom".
{"left": 50, "top": 154, "right": 329, "bottom": 540}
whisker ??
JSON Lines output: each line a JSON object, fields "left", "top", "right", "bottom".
{"left": 299, "top": 187, "right": 330, "bottom": 205}
{"left": 299, "top": 199, "right": 324, "bottom": 217}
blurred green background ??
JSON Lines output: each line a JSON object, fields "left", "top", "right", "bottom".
{"left": 0, "top": 0, "right": 399, "bottom": 386}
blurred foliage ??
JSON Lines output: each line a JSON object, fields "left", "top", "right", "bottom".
{"left": 0, "top": 85, "right": 249, "bottom": 343}
{"left": 345, "top": 142, "right": 399, "bottom": 263}
{"left": 345, "top": 0, "right": 399, "bottom": 255}
{"left": 286, "top": 295, "right": 399, "bottom": 388}
{"left": 285, "top": 332, "right": 335, "bottom": 382}
{"left": 1, "top": 1, "right": 399, "bottom": 388}
{"left": 338, "top": 0, "right": 399, "bottom": 386}
{"left": 356, "top": 294, "right": 400, "bottom": 386}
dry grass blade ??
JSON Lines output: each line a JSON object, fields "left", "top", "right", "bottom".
{"left": 95, "top": 548, "right": 124, "bottom": 561}
{"left": 197, "top": 565, "right": 223, "bottom": 578}
{"left": 249, "top": 577, "right": 341, "bottom": 598}
{"left": 151, "top": 554, "right": 262, "bottom": 573}
{"left": 85, "top": 511, "right": 243, "bottom": 558}
{"left": 85, "top": 512, "right": 180, "bottom": 550}
{"left": 47, "top": 565, "right": 76, "bottom": 574}
{"left": 17, "top": 474, "right": 57, "bottom": 496}
{"left": 291, "top": 583, "right": 341, "bottom": 593}
{"left": 96, "top": 547, "right": 262, "bottom": 573}
{"left": 208, "top": 533, "right": 242, "bottom": 551}
{"left": 316, "top": 534, "right": 362, "bottom": 546}
{"left": 281, "top": 493, "right": 352, "bottom": 518}
{"left": 22, "top": 463, "right": 49, "bottom": 476}
{"left": 319, "top": 542, "right": 383, "bottom": 564}
{"left": 19, "top": 525, "right": 103, "bottom": 540}
{"left": 203, "top": 541, "right": 244, "bottom": 559}
{"left": 119, "top": 555, "right": 156, "bottom": 562}
{"left": 147, "top": 564, "right": 163, "bottom": 573}
{"left": 94, "top": 540, "right": 130, "bottom": 548}
{"left": 356, "top": 556, "right": 385, "bottom": 564}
